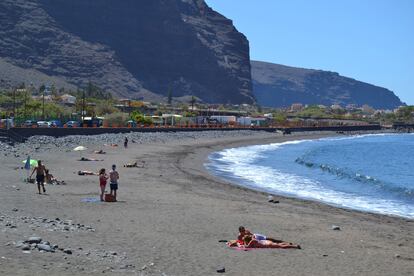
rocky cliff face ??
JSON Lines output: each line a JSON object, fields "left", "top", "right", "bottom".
{"left": 252, "top": 61, "right": 404, "bottom": 109}
{"left": 0, "top": 0, "right": 254, "bottom": 103}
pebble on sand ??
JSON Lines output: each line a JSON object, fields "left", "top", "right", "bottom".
{"left": 331, "top": 225, "right": 341, "bottom": 231}
{"left": 27, "top": 237, "right": 42, "bottom": 244}
{"left": 63, "top": 248, "right": 72, "bottom": 255}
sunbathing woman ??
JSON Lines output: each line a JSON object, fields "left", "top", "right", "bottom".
{"left": 124, "top": 161, "right": 138, "bottom": 168}
{"left": 78, "top": 170, "right": 97, "bottom": 176}
{"left": 94, "top": 149, "right": 106, "bottom": 154}
{"left": 243, "top": 235, "right": 301, "bottom": 249}
{"left": 79, "top": 157, "right": 102, "bottom": 161}
{"left": 124, "top": 160, "right": 145, "bottom": 168}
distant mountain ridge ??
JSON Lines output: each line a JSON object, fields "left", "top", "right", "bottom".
{"left": 251, "top": 61, "right": 404, "bottom": 109}
{"left": 0, "top": 0, "right": 254, "bottom": 103}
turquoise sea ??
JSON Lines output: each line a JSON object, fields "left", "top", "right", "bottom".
{"left": 206, "top": 134, "right": 414, "bottom": 218}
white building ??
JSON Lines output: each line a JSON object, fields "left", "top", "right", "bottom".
{"left": 237, "top": 117, "right": 268, "bottom": 126}
{"left": 210, "top": 116, "right": 236, "bottom": 124}
{"left": 60, "top": 94, "right": 76, "bottom": 105}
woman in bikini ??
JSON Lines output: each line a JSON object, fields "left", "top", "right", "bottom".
{"left": 99, "top": 168, "right": 109, "bottom": 201}
{"left": 243, "top": 235, "right": 301, "bottom": 249}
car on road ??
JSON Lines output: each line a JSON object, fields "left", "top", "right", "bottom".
{"left": 66, "top": 121, "right": 80, "bottom": 128}
{"left": 23, "top": 120, "right": 36, "bottom": 127}
{"left": 36, "top": 121, "right": 51, "bottom": 128}
{"left": 49, "top": 120, "right": 62, "bottom": 127}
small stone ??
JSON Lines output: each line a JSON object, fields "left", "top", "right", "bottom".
{"left": 331, "top": 225, "right": 341, "bottom": 231}
{"left": 63, "top": 248, "right": 72, "bottom": 254}
{"left": 12, "top": 208, "right": 18, "bottom": 212}
{"left": 395, "top": 254, "right": 401, "bottom": 258}
{"left": 15, "top": 241, "right": 25, "bottom": 248}
{"left": 40, "top": 241, "right": 50, "bottom": 246}
{"left": 21, "top": 244, "right": 31, "bottom": 251}
{"left": 37, "top": 244, "right": 54, "bottom": 252}
{"left": 27, "top": 237, "right": 42, "bottom": 244}
{"left": 63, "top": 225, "right": 70, "bottom": 231}
{"left": 217, "top": 267, "right": 225, "bottom": 273}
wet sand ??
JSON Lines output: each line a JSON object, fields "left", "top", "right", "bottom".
{"left": 0, "top": 131, "right": 413, "bottom": 275}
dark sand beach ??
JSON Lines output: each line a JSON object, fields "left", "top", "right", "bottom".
{"left": 0, "top": 131, "right": 413, "bottom": 275}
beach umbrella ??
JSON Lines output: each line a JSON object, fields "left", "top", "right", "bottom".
{"left": 73, "top": 146, "right": 87, "bottom": 158}
{"left": 22, "top": 158, "right": 37, "bottom": 168}
{"left": 23, "top": 156, "right": 36, "bottom": 182}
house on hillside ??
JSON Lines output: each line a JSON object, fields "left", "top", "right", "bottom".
{"left": 290, "top": 103, "right": 303, "bottom": 112}
{"left": 60, "top": 94, "right": 76, "bottom": 105}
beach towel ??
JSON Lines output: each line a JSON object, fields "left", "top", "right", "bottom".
{"left": 226, "top": 240, "right": 300, "bottom": 250}
{"left": 81, "top": 197, "right": 101, "bottom": 203}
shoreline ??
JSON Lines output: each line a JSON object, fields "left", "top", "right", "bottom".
{"left": 183, "top": 131, "right": 413, "bottom": 223}
{"left": 201, "top": 132, "right": 414, "bottom": 220}
{"left": 1, "top": 130, "right": 413, "bottom": 275}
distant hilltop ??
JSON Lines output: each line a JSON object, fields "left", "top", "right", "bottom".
{"left": 0, "top": 0, "right": 253, "bottom": 104}
{"left": 251, "top": 61, "right": 404, "bottom": 109}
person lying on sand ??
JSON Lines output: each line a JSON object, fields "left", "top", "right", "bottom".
{"left": 236, "top": 226, "right": 284, "bottom": 244}
{"left": 242, "top": 235, "right": 301, "bottom": 249}
{"left": 78, "top": 170, "right": 97, "bottom": 176}
{"left": 94, "top": 150, "right": 106, "bottom": 154}
{"left": 79, "top": 157, "right": 102, "bottom": 161}
{"left": 123, "top": 161, "right": 145, "bottom": 168}
{"left": 104, "top": 143, "right": 118, "bottom": 147}
{"left": 124, "top": 161, "right": 138, "bottom": 168}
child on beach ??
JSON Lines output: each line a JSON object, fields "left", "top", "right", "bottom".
{"left": 109, "top": 164, "right": 119, "bottom": 201}
{"left": 99, "top": 168, "right": 109, "bottom": 201}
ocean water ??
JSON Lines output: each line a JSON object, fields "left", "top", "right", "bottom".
{"left": 206, "top": 134, "right": 414, "bottom": 218}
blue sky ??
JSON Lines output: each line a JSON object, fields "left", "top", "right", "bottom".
{"left": 206, "top": 0, "right": 414, "bottom": 105}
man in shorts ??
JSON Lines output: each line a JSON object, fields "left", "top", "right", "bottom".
{"left": 30, "top": 160, "right": 47, "bottom": 194}
{"left": 109, "top": 164, "right": 119, "bottom": 201}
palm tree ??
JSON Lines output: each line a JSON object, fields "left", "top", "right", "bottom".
{"left": 190, "top": 96, "right": 196, "bottom": 111}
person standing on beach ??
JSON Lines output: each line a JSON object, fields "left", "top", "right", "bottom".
{"left": 99, "top": 168, "right": 108, "bottom": 201}
{"left": 109, "top": 164, "right": 119, "bottom": 201}
{"left": 30, "top": 160, "right": 46, "bottom": 194}
{"left": 124, "top": 137, "right": 128, "bottom": 148}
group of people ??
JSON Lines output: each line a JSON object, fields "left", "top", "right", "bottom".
{"left": 98, "top": 164, "right": 120, "bottom": 202}
{"left": 228, "top": 226, "right": 301, "bottom": 249}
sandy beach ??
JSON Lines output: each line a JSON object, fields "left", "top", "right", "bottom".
{"left": 0, "top": 130, "right": 413, "bottom": 276}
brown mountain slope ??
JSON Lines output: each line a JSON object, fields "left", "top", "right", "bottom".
{"left": 0, "top": 0, "right": 253, "bottom": 103}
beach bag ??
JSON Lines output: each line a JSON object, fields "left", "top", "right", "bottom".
{"left": 104, "top": 194, "right": 116, "bottom": 202}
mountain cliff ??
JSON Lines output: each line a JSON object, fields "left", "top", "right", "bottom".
{"left": 252, "top": 61, "right": 404, "bottom": 109}
{"left": 0, "top": 0, "right": 254, "bottom": 103}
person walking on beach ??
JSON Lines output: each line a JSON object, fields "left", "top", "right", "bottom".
{"left": 124, "top": 137, "right": 128, "bottom": 148}
{"left": 109, "top": 164, "right": 119, "bottom": 201}
{"left": 99, "top": 168, "right": 108, "bottom": 202}
{"left": 30, "top": 160, "right": 47, "bottom": 194}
